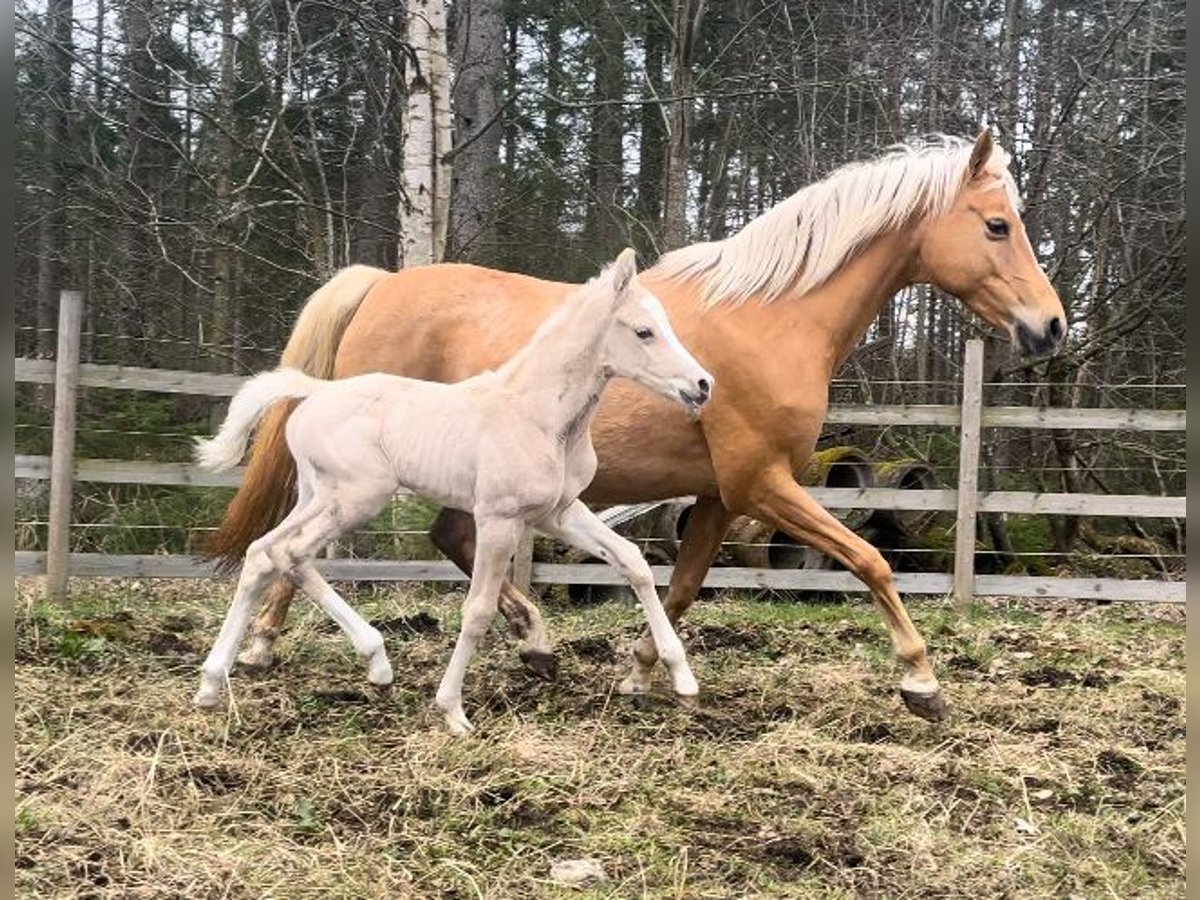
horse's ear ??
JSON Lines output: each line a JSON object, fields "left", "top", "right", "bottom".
{"left": 968, "top": 128, "right": 994, "bottom": 180}
{"left": 610, "top": 247, "right": 638, "bottom": 297}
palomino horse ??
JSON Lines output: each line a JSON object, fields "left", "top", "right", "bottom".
{"left": 208, "top": 131, "right": 1065, "bottom": 722}
{"left": 194, "top": 250, "right": 714, "bottom": 733}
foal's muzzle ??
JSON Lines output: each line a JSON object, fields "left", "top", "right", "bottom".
{"left": 678, "top": 375, "right": 713, "bottom": 410}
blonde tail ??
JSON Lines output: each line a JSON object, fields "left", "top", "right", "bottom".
{"left": 195, "top": 369, "right": 326, "bottom": 471}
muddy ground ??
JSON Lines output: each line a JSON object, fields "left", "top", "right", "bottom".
{"left": 15, "top": 579, "right": 1185, "bottom": 898}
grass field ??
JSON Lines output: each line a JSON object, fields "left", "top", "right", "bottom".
{"left": 15, "top": 579, "right": 1185, "bottom": 898}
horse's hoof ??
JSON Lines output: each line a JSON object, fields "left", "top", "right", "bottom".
{"left": 519, "top": 648, "right": 559, "bottom": 681}
{"left": 617, "top": 673, "right": 650, "bottom": 696}
{"left": 900, "top": 687, "right": 948, "bottom": 723}
{"left": 237, "top": 639, "right": 275, "bottom": 671}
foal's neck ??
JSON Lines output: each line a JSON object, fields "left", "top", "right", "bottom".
{"left": 497, "top": 300, "right": 611, "bottom": 439}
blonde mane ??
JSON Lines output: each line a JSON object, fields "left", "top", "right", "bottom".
{"left": 652, "top": 135, "right": 1019, "bottom": 307}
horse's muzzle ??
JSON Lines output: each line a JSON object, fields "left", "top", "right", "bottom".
{"left": 1015, "top": 317, "right": 1065, "bottom": 357}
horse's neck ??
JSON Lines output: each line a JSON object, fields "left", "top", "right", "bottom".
{"left": 756, "top": 229, "right": 919, "bottom": 373}
{"left": 497, "top": 302, "right": 610, "bottom": 435}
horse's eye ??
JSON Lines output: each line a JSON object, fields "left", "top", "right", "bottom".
{"left": 986, "top": 218, "right": 1010, "bottom": 238}
{"left": 635, "top": 327, "right": 654, "bottom": 341}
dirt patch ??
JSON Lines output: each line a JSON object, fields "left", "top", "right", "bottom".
{"left": 561, "top": 635, "right": 617, "bottom": 663}
{"left": 370, "top": 611, "right": 441, "bottom": 637}
{"left": 1018, "top": 666, "right": 1116, "bottom": 689}
{"left": 681, "top": 622, "right": 774, "bottom": 653}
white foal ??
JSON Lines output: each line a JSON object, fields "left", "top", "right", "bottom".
{"left": 194, "top": 248, "right": 714, "bottom": 733}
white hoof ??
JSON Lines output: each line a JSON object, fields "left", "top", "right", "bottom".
{"left": 670, "top": 667, "right": 699, "bottom": 697}
{"left": 366, "top": 652, "right": 394, "bottom": 687}
{"left": 237, "top": 638, "right": 275, "bottom": 670}
{"left": 443, "top": 707, "right": 474, "bottom": 735}
{"left": 194, "top": 680, "right": 222, "bottom": 709}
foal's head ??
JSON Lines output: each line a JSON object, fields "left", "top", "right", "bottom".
{"left": 592, "top": 248, "right": 714, "bottom": 412}
{"left": 915, "top": 130, "right": 1067, "bottom": 357}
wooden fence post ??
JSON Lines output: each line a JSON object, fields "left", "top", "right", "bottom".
{"left": 46, "top": 290, "right": 84, "bottom": 601}
{"left": 952, "top": 339, "right": 985, "bottom": 606}
{"left": 512, "top": 528, "right": 534, "bottom": 596}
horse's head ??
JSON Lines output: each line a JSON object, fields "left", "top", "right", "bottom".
{"left": 915, "top": 130, "right": 1066, "bottom": 357}
{"left": 597, "top": 248, "right": 714, "bottom": 413}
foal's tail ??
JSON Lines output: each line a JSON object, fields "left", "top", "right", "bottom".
{"left": 195, "top": 369, "right": 326, "bottom": 472}
{"left": 203, "top": 264, "right": 389, "bottom": 572}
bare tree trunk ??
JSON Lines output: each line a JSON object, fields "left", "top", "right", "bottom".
{"left": 662, "top": 0, "right": 704, "bottom": 251}
{"left": 211, "top": 0, "right": 236, "bottom": 373}
{"left": 36, "top": 0, "right": 73, "bottom": 363}
{"left": 352, "top": 3, "right": 398, "bottom": 268}
{"left": 584, "top": 10, "right": 625, "bottom": 258}
{"left": 400, "top": 0, "right": 452, "bottom": 266}
{"left": 449, "top": 0, "right": 504, "bottom": 261}
{"left": 636, "top": 5, "right": 668, "bottom": 251}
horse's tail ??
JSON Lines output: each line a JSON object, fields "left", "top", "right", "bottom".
{"left": 203, "top": 264, "right": 390, "bottom": 572}
{"left": 194, "top": 369, "right": 326, "bottom": 472}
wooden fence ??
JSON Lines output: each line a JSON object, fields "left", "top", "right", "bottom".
{"left": 15, "top": 292, "right": 1187, "bottom": 603}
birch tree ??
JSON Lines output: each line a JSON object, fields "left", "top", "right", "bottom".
{"left": 400, "top": 0, "right": 453, "bottom": 267}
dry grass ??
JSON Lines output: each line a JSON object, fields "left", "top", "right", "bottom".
{"left": 15, "top": 578, "right": 1185, "bottom": 898}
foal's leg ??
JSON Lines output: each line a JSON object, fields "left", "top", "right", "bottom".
{"left": 622, "top": 496, "right": 735, "bottom": 694}
{"left": 266, "top": 480, "right": 397, "bottom": 687}
{"left": 431, "top": 508, "right": 556, "bottom": 678}
{"left": 196, "top": 485, "right": 330, "bottom": 706}
{"left": 289, "top": 560, "right": 393, "bottom": 687}
{"left": 238, "top": 472, "right": 316, "bottom": 670}
{"left": 196, "top": 537, "right": 280, "bottom": 707}
{"left": 537, "top": 500, "right": 697, "bottom": 696}
{"left": 748, "top": 468, "right": 945, "bottom": 722}
{"left": 434, "top": 517, "right": 523, "bottom": 734}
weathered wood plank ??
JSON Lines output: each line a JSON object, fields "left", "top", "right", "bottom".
{"left": 46, "top": 292, "right": 83, "bottom": 601}
{"left": 16, "top": 358, "right": 247, "bottom": 396}
{"left": 14, "top": 456, "right": 1184, "bottom": 517}
{"left": 15, "top": 359, "right": 1185, "bottom": 432}
{"left": 14, "top": 553, "right": 1183, "bottom": 603}
{"left": 982, "top": 406, "right": 1185, "bottom": 432}
{"left": 953, "top": 340, "right": 985, "bottom": 605}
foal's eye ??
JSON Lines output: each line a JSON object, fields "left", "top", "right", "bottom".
{"left": 986, "top": 218, "right": 1010, "bottom": 238}
{"left": 635, "top": 327, "right": 654, "bottom": 341}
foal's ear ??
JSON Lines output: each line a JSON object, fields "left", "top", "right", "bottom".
{"left": 968, "top": 128, "right": 994, "bottom": 180}
{"left": 609, "top": 247, "right": 638, "bottom": 297}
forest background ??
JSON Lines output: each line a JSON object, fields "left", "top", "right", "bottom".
{"left": 13, "top": 0, "right": 1185, "bottom": 572}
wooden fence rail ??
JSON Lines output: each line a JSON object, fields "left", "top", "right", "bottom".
{"left": 15, "top": 292, "right": 1186, "bottom": 604}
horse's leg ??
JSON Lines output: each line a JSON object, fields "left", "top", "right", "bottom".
{"left": 196, "top": 538, "right": 280, "bottom": 707}
{"left": 434, "top": 517, "right": 523, "bottom": 734}
{"left": 238, "top": 578, "right": 293, "bottom": 670}
{"left": 537, "top": 500, "right": 697, "bottom": 696}
{"left": 621, "top": 496, "right": 735, "bottom": 694}
{"left": 430, "top": 508, "right": 557, "bottom": 679}
{"left": 748, "top": 469, "right": 946, "bottom": 722}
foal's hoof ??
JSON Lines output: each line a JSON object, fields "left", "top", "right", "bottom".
{"left": 900, "top": 687, "right": 949, "bottom": 723}
{"left": 519, "top": 648, "right": 559, "bottom": 681}
{"left": 193, "top": 686, "right": 221, "bottom": 709}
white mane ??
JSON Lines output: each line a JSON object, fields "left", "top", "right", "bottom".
{"left": 652, "top": 135, "right": 1019, "bottom": 307}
